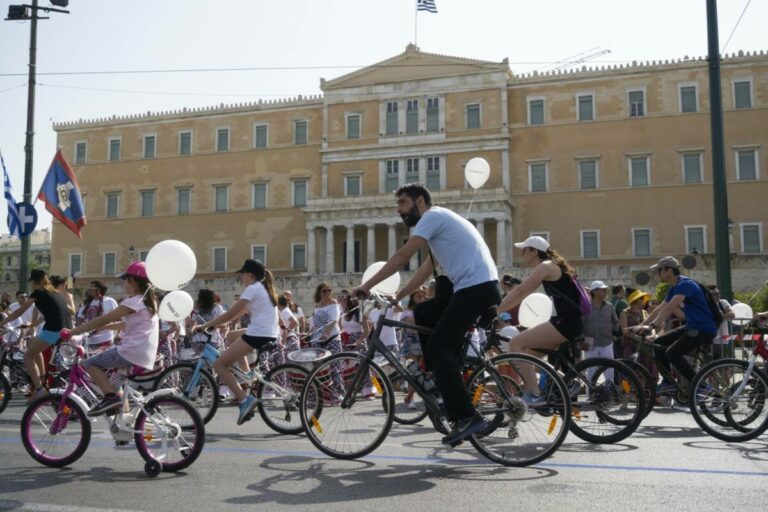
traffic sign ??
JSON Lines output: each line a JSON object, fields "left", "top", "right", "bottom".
{"left": 16, "top": 201, "right": 37, "bottom": 237}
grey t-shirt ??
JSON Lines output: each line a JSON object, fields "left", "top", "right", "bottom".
{"left": 412, "top": 206, "right": 498, "bottom": 291}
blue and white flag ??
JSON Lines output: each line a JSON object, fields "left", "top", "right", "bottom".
{"left": 0, "top": 151, "right": 21, "bottom": 238}
{"left": 37, "top": 149, "right": 86, "bottom": 239}
{"left": 417, "top": 0, "right": 437, "bottom": 13}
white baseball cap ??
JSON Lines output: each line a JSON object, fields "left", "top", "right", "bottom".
{"left": 589, "top": 280, "right": 608, "bottom": 291}
{"left": 513, "top": 236, "right": 550, "bottom": 252}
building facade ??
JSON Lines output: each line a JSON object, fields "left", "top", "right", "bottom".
{"left": 52, "top": 45, "right": 768, "bottom": 303}
{"left": 0, "top": 229, "right": 51, "bottom": 294}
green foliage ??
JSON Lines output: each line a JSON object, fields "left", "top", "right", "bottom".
{"left": 734, "top": 286, "right": 768, "bottom": 313}
{"left": 654, "top": 282, "right": 671, "bottom": 303}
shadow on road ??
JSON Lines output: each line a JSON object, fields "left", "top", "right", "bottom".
{"left": 557, "top": 442, "right": 639, "bottom": 453}
{"left": 632, "top": 425, "right": 703, "bottom": 438}
{"left": 683, "top": 439, "right": 768, "bottom": 463}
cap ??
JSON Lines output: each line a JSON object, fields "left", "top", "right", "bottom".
{"left": 589, "top": 280, "right": 608, "bottom": 291}
{"left": 119, "top": 261, "right": 148, "bottom": 280}
{"left": 28, "top": 269, "right": 47, "bottom": 282}
{"left": 236, "top": 259, "right": 263, "bottom": 275}
{"left": 649, "top": 256, "right": 680, "bottom": 270}
{"left": 499, "top": 312, "right": 512, "bottom": 322}
{"left": 513, "top": 236, "right": 550, "bottom": 253}
{"left": 627, "top": 289, "right": 651, "bottom": 306}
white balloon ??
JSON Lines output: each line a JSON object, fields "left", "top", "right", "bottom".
{"left": 145, "top": 240, "right": 197, "bottom": 291}
{"left": 464, "top": 157, "right": 491, "bottom": 190}
{"left": 158, "top": 290, "right": 194, "bottom": 322}
{"left": 499, "top": 325, "right": 520, "bottom": 339}
{"left": 519, "top": 293, "right": 554, "bottom": 328}
{"left": 362, "top": 261, "right": 401, "bottom": 296}
{"left": 731, "top": 303, "right": 754, "bottom": 327}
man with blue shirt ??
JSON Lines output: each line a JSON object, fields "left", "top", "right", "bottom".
{"left": 356, "top": 183, "right": 500, "bottom": 445}
{"left": 633, "top": 256, "right": 717, "bottom": 393}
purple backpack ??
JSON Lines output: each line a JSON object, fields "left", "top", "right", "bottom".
{"left": 570, "top": 276, "right": 592, "bottom": 316}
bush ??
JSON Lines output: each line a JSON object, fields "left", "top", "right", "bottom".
{"left": 734, "top": 286, "right": 768, "bottom": 312}
{"left": 654, "top": 282, "right": 671, "bottom": 303}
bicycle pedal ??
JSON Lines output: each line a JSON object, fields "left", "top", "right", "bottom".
{"left": 449, "top": 440, "right": 463, "bottom": 448}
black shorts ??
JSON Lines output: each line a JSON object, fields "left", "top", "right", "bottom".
{"left": 241, "top": 334, "right": 277, "bottom": 351}
{"left": 550, "top": 316, "right": 584, "bottom": 342}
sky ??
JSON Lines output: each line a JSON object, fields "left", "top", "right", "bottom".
{"left": 0, "top": 0, "right": 765, "bottom": 236}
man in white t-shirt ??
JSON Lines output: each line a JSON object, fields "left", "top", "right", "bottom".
{"left": 76, "top": 281, "right": 119, "bottom": 348}
{"left": 367, "top": 307, "right": 402, "bottom": 351}
{"left": 356, "top": 183, "right": 500, "bottom": 446}
{"left": 6, "top": 291, "right": 34, "bottom": 342}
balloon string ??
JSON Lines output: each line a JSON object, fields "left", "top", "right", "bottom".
{"left": 466, "top": 187, "right": 477, "bottom": 217}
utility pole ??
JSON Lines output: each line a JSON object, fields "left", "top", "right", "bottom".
{"left": 706, "top": 0, "right": 732, "bottom": 301}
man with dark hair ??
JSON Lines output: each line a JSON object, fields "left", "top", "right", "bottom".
{"left": 707, "top": 284, "right": 735, "bottom": 359}
{"left": 356, "top": 182, "right": 500, "bottom": 445}
{"left": 76, "top": 280, "right": 118, "bottom": 353}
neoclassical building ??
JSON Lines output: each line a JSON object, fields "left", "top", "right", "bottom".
{"left": 52, "top": 45, "right": 768, "bottom": 300}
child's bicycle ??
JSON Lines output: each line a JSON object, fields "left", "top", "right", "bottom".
{"left": 20, "top": 341, "right": 205, "bottom": 477}
{"left": 153, "top": 329, "right": 321, "bottom": 434}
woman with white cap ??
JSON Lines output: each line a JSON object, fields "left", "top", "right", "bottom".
{"left": 581, "top": 281, "right": 619, "bottom": 380}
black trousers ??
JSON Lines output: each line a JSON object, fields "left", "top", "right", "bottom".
{"left": 654, "top": 325, "right": 715, "bottom": 382}
{"left": 413, "top": 280, "right": 501, "bottom": 422}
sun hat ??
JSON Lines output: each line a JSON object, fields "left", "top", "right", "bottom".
{"left": 627, "top": 289, "right": 651, "bottom": 306}
{"left": 513, "top": 236, "right": 550, "bottom": 252}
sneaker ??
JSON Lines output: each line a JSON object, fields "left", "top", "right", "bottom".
{"left": 89, "top": 394, "right": 123, "bottom": 417}
{"left": 441, "top": 414, "right": 490, "bottom": 445}
{"left": 236, "top": 395, "right": 259, "bottom": 425}
{"left": 521, "top": 391, "right": 545, "bottom": 405}
{"left": 26, "top": 388, "right": 49, "bottom": 404}
{"left": 219, "top": 385, "right": 231, "bottom": 400}
{"left": 406, "top": 399, "right": 418, "bottom": 410}
{"left": 695, "top": 382, "right": 714, "bottom": 398}
{"left": 656, "top": 382, "right": 677, "bottom": 395}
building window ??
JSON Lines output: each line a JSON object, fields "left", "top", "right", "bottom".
{"left": 426, "top": 97, "right": 439, "bottom": 132}
{"left": 528, "top": 163, "right": 548, "bottom": 192}
{"left": 427, "top": 156, "right": 441, "bottom": 190}
{"left": 385, "top": 160, "right": 400, "bottom": 192}
{"left": 633, "top": 228, "right": 651, "bottom": 257}
{"left": 741, "top": 224, "right": 763, "bottom": 253}
{"left": 629, "top": 156, "right": 650, "bottom": 187}
{"left": 628, "top": 89, "right": 645, "bottom": 117}
{"left": 293, "top": 180, "right": 307, "bottom": 207}
{"left": 685, "top": 226, "right": 707, "bottom": 254}
{"left": 578, "top": 160, "right": 598, "bottom": 189}
{"left": 345, "top": 175, "right": 361, "bottom": 196}
{"left": 143, "top": 134, "right": 156, "bottom": 159}
{"left": 103, "top": 252, "right": 116, "bottom": 275}
{"left": 466, "top": 103, "right": 481, "bottom": 129}
{"left": 736, "top": 149, "right": 758, "bottom": 180}
{"left": 216, "top": 128, "right": 229, "bottom": 152}
{"left": 527, "top": 98, "right": 544, "bottom": 125}
{"left": 386, "top": 101, "right": 398, "bottom": 136}
{"left": 294, "top": 120, "right": 308, "bottom": 145}
{"left": 105, "top": 192, "right": 120, "bottom": 219}
{"left": 140, "top": 190, "right": 155, "bottom": 217}
{"left": 75, "top": 141, "right": 87, "bottom": 165}
{"left": 253, "top": 123, "right": 268, "bottom": 148}
{"left": 252, "top": 245, "right": 266, "bottom": 264}
{"left": 69, "top": 254, "right": 82, "bottom": 276}
{"left": 683, "top": 153, "right": 703, "bottom": 184}
{"left": 577, "top": 94, "right": 594, "bottom": 121}
{"left": 406, "top": 99, "right": 419, "bottom": 134}
{"left": 346, "top": 114, "right": 361, "bottom": 140}
{"left": 108, "top": 138, "right": 121, "bottom": 162}
{"left": 139, "top": 250, "right": 149, "bottom": 262}
{"left": 179, "top": 131, "right": 193, "bottom": 155}
{"left": 734, "top": 79, "right": 752, "bottom": 109}
{"left": 177, "top": 187, "right": 191, "bottom": 215}
{"left": 581, "top": 230, "right": 600, "bottom": 259}
{"left": 214, "top": 185, "right": 229, "bottom": 212}
{"left": 252, "top": 182, "right": 268, "bottom": 209}
{"left": 406, "top": 158, "right": 419, "bottom": 183}
{"left": 292, "top": 244, "right": 306, "bottom": 269}
{"left": 680, "top": 85, "right": 698, "bottom": 113}
{"left": 213, "top": 247, "right": 227, "bottom": 272}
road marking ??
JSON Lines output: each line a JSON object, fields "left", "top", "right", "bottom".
{"left": 0, "top": 501, "right": 145, "bottom": 512}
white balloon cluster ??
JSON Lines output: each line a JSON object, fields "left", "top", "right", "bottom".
{"left": 144, "top": 240, "right": 197, "bottom": 322}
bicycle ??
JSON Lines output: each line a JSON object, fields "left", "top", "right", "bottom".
{"left": 299, "top": 293, "right": 572, "bottom": 467}
{"left": 153, "top": 329, "right": 321, "bottom": 434}
{"left": 20, "top": 341, "right": 205, "bottom": 477}
{"left": 1, "top": 327, "right": 31, "bottom": 413}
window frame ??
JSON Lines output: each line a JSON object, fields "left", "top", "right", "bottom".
{"left": 684, "top": 224, "right": 708, "bottom": 254}
{"left": 212, "top": 247, "right": 227, "bottom": 273}
{"left": 631, "top": 227, "right": 652, "bottom": 258}
{"left": 292, "top": 179, "right": 308, "bottom": 208}
{"left": 293, "top": 119, "right": 309, "bottom": 145}
{"left": 577, "top": 159, "right": 599, "bottom": 190}
{"left": 252, "top": 181, "right": 268, "bottom": 209}
{"left": 426, "top": 96, "right": 440, "bottom": 133}
{"left": 526, "top": 96, "right": 545, "bottom": 126}
{"left": 406, "top": 99, "right": 419, "bottom": 134}
{"left": 681, "top": 152, "right": 704, "bottom": 184}
{"left": 740, "top": 223, "right": 763, "bottom": 254}
{"left": 291, "top": 243, "right": 307, "bottom": 269}
{"left": 426, "top": 156, "right": 441, "bottom": 190}
{"left": 678, "top": 82, "right": 699, "bottom": 113}
{"left": 385, "top": 101, "right": 399, "bottom": 136}
{"left": 103, "top": 252, "right": 117, "bottom": 276}
{"left": 107, "top": 136, "right": 121, "bottom": 162}
{"left": 627, "top": 87, "right": 647, "bottom": 117}
{"left": 345, "top": 113, "right": 361, "bottom": 140}
{"left": 251, "top": 244, "right": 267, "bottom": 265}
{"left": 344, "top": 173, "right": 362, "bottom": 197}
{"left": 732, "top": 77, "right": 754, "bottom": 109}
{"left": 105, "top": 191, "right": 120, "bottom": 219}
{"left": 253, "top": 122, "right": 269, "bottom": 149}
{"left": 139, "top": 189, "right": 155, "bottom": 217}
{"left": 178, "top": 130, "right": 193, "bottom": 156}
{"left": 575, "top": 92, "right": 595, "bottom": 121}
{"left": 215, "top": 126, "right": 230, "bottom": 152}
{"left": 465, "top": 102, "right": 482, "bottom": 130}
{"left": 580, "top": 230, "right": 601, "bottom": 259}
{"left": 628, "top": 155, "right": 651, "bottom": 187}
{"left": 176, "top": 186, "right": 192, "bottom": 215}
{"left": 528, "top": 162, "right": 549, "bottom": 193}
{"left": 74, "top": 140, "right": 87, "bottom": 165}
{"left": 213, "top": 184, "right": 229, "bottom": 212}
{"left": 735, "top": 148, "right": 759, "bottom": 180}
{"left": 68, "top": 253, "right": 82, "bottom": 276}
{"left": 384, "top": 159, "right": 400, "bottom": 193}
{"left": 142, "top": 133, "right": 157, "bottom": 159}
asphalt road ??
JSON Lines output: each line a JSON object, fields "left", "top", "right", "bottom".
{"left": 1, "top": 395, "right": 767, "bottom": 512}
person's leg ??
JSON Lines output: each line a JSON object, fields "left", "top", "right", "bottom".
{"left": 23, "top": 339, "right": 50, "bottom": 390}
{"left": 653, "top": 326, "right": 685, "bottom": 383}
{"left": 507, "top": 322, "right": 567, "bottom": 393}
{"left": 213, "top": 338, "right": 256, "bottom": 403}
{"left": 665, "top": 331, "right": 714, "bottom": 382}
{"left": 413, "top": 298, "right": 444, "bottom": 371}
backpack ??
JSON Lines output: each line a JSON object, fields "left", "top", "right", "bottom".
{"left": 692, "top": 280, "right": 725, "bottom": 326}
{"left": 548, "top": 274, "right": 592, "bottom": 316}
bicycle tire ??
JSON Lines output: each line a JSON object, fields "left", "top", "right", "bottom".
{"left": 154, "top": 363, "right": 219, "bottom": 424}
{"left": 388, "top": 370, "right": 428, "bottom": 425}
{"left": 466, "top": 353, "right": 571, "bottom": 467}
{"left": 257, "top": 363, "right": 319, "bottom": 435}
{"left": 299, "top": 352, "right": 394, "bottom": 460}
{"left": 21, "top": 394, "right": 91, "bottom": 468}
{"left": 134, "top": 395, "right": 205, "bottom": 472}
{"left": 617, "top": 358, "right": 656, "bottom": 418}
{"left": 0, "top": 372, "right": 10, "bottom": 414}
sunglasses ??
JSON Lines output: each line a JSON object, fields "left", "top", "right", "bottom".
{"left": 323, "top": 288, "right": 332, "bottom": 293}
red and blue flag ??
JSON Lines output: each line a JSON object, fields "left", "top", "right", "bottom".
{"left": 37, "top": 149, "right": 86, "bottom": 239}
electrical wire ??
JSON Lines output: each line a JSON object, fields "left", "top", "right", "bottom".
{"left": 37, "top": 82, "right": 310, "bottom": 98}
{"left": 721, "top": 0, "right": 752, "bottom": 54}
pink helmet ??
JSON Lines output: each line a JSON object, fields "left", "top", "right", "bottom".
{"left": 119, "top": 261, "right": 148, "bottom": 280}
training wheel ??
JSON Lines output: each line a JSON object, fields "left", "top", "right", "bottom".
{"left": 144, "top": 460, "right": 162, "bottom": 477}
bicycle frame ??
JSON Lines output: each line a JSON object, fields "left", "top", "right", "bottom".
{"left": 627, "top": 334, "right": 710, "bottom": 396}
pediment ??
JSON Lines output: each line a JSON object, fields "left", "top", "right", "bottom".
{"left": 322, "top": 44, "right": 510, "bottom": 90}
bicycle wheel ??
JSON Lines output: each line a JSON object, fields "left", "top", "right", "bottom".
{"left": 154, "top": 363, "right": 219, "bottom": 424}
{"left": 690, "top": 359, "right": 768, "bottom": 442}
{"left": 466, "top": 353, "right": 571, "bottom": 467}
{"left": 0, "top": 373, "right": 10, "bottom": 414}
{"left": 567, "top": 358, "right": 645, "bottom": 444}
{"left": 618, "top": 358, "right": 656, "bottom": 418}
{"left": 389, "top": 370, "right": 428, "bottom": 425}
{"left": 134, "top": 395, "right": 205, "bottom": 472}
{"left": 300, "top": 353, "right": 394, "bottom": 459}
{"left": 257, "top": 363, "right": 319, "bottom": 435}
{"left": 21, "top": 394, "right": 91, "bottom": 467}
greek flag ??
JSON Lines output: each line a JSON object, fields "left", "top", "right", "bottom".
{"left": 417, "top": 0, "right": 437, "bottom": 13}
{"left": 0, "top": 152, "right": 21, "bottom": 238}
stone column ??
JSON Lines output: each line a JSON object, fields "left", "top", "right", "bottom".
{"left": 496, "top": 219, "right": 507, "bottom": 268}
{"left": 326, "top": 225, "right": 335, "bottom": 274}
{"left": 367, "top": 224, "right": 376, "bottom": 267}
{"left": 346, "top": 224, "right": 355, "bottom": 273}
{"left": 387, "top": 223, "right": 397, "bottom": 258}
{"left": 475, "top": 218, "right": 486, "bottom": 239}
{"left": 307, "top": 226, "right": 316, "bottom": 275}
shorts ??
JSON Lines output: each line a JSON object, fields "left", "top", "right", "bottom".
{"left": 241, "top": 334, "right": 277, "bottom": 351}
{"left": 38, "top": 329, "right": 61, "bottom": 345}
{"left": 550, "top": 316, "right": 584, "bottom": 342}
{"left": 83, "top": 347, "right": 133, "bottom": 370}
{"left": 400, "top": 334, "right": 423, "bottom": 358}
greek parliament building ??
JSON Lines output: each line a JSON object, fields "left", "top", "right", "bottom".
{"left": 51, "top": 45, "right": 767, "bottom": 302}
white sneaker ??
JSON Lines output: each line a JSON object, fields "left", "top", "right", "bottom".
{"left": 406, "top": 400, "right": 418, "bottom": 410}
{"left": 219, "top": 385, "right": 231, "bottom": 400}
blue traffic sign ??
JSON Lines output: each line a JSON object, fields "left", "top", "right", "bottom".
{"left": 15, "top": 201, "right": 37, "bottom": 237}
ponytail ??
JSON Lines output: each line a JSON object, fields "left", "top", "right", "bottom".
{"left": 128, "top": 275, "right": 157, "bottom": 315}
{"left": 261, "top": 269, "right": 279, "bottom": 307}
{"left": 536, "top": 248, "right": 575, "bottom": 278}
